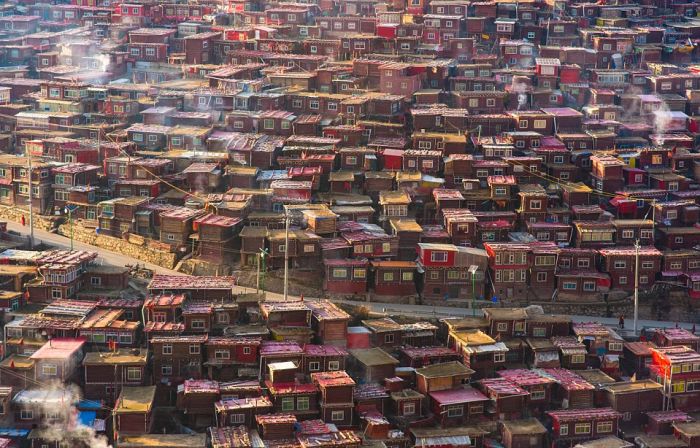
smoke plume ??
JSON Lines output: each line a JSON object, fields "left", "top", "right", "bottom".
{"left": 36, "top": 382, "right": 111, "bottom": 448}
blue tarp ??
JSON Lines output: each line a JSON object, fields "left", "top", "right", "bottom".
{"left": 78, "top": 399, "right": 102, "bottom": 410}
{"left": 0, "top": 428, "right": 29, "bottom": 438}
{"left": 78, "top": 410, "right": 97, "bottom": 428}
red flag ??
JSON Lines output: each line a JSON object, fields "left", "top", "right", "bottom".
{"left": 9, "top": 360, "right": 15, "bottom": 369}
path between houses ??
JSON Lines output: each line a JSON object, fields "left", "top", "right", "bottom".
{"left": 6, "top": 221, "right": 699, "bottom": 329}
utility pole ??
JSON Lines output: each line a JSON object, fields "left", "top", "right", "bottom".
{"left": 68, "top": 207, "right": 74, "bottom": 251}
{"left": 27, "top": 154, "right": 34, "bottom": 250}
{"left": 256, "top": 248, "right": 268, "bottom": 293}
{"left": 256, "top": 252, "right": 261, "bottom": 293}
{"left": 283, "top": 213, "right": 289, "bottom": 301}
{"left": 634, "top": 239, "right": 640, "bottom": 335}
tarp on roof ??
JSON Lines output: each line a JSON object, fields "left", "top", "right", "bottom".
{"left": 417, "top": 435, "right": 471, "bottom": 447}
{"left": 78, "top": 410, "right": 96, "bottom": 428}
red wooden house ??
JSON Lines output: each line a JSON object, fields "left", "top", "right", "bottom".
{"left": 323, "top": 259, "right": 369, "bottom": 295}
{"left": 428, "top": 387, "right": 489, "bottom": 427}
{"left": 477, "top": 378, "right": 528, "bottom": 420}
{"left": 547, "top": 408, "right": 622, "bottom": 448}
{"left": 371, "top": 260, "right": 416, "bottom": 296}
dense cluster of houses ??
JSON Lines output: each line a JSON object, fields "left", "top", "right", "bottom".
{"left": 0, "top": 265, "right": 699, "bottom": 448}
{"left": 2, "top": 0, "right": 700, "bottom": 304}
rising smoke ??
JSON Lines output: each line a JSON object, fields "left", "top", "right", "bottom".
{"left": 511, "top": 80, "right": 529, "bottom": 110}
{"left": 36, "top": 382, "right": 111, "bottom": 448}
{"left": 653, "top": 101, "right": 672, "bottom": 146}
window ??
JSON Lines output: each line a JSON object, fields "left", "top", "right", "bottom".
{"left": 619, "top": 276, "right": 627, "bottom": 285}
{"left": 575, "top": 423, "right": 591, "bottom": 435}
{"left": 385, "top": 334, "right": 395, "bottom": 344}
{"left": 383, "top": 272, "right": 394, "bottom": 282}
{"left": 537, "top": 272, "right": 547, "bottom": 282}
{"left": 191, "top": 320, "right": 206, "bottom": 329}
{"left": 447, "top": 406, "right": 463, "bottom": 417}
{"left": 571, "top": 354, "right": 586, "bottom": 364}
{"left": 583, "top": 282, "right": 596, "bottom": 292}
{"left": 297, "top": 396, "right": 310, "bottom": 410}
{"left": 497, "top": 322, "right": 508, "bottom": 332}
{"left": 639, "top": 229, "right": 654, "bottom": 239}
{"left": 309, "top": 361, "right": 320, "bottom": 371}
{"left": 215, "top": 350, "right": 230, "bottom": 359}
{"left": 494, "top": 353, "right": 505, "bottom": 363}
{"left": 89, "top": 276, "right": 102, "bottom": 287}
{"left": 331, "top": 410, "right": 345, "bottom": 421}
{"left": 281, "top": 397, "right": 295, "bottom": 411}
{"left": 403, "top": 402, "right": 416, "bottom": 415}
{"left": 672, "top": 382, "right": 685, "bottom": 393}
{"left": 189, "top": 345, "right": 200, "bottom": 355}
{"left": 310, "top": 100, "right": 319, "bottom": 110}
{"left": 641, "top": 261, "right": 654, "bottom": 269}
{"left": 161, "top": 365, "right": 173, "bottom": 375}
{"left": 332, "top": 268, "right": 347, "bottom": 279}
{"left": 328, "top": 361, "right": 340, "bottom": 371}
{"left": 42, "top": 364, "right": 57, "bottom": 376}
{"left": 126, "top": 367, "right": 141, "bottom": 381}
{"left": 20, "top": 410, "right": 33, "bottom": 420}
{"left": 263, "top": 119, "right": 274, "bottom": 130}
{"left": 243, "top": 347, "right": 251, "bottom": 355}
{"left": 640, "top": 275, "right": 648, "bottom": 284}
{"left": 562, "top": 282, "right": 577, "bottom": 290}
{"left": 614, "top": 260, "right": 626, "bottom": 269}
{"left": 230, "top": 413, "right": 245, "bottom": 424}
{"left": 535, "top": 256, "right": 554, "bottom": 266}
{"left": 573, "top": 258, "right": 590, "bottom": 268}
{"left": 162, "top": 344, "right": 173, "bottom": 355}
{"left": 402, "top": 272, "right": 413, "bottom": 282}
{"left": 609, "top": 342, "right": 623, "bottom": 352}
{"left": 527, "top": 388, "right": 545, "bottom": 401}
{"left": 354, "top": 269, "right": 366, "bottom": 279}
{"left": 559, "top": 425, "right": 569, "bottom": 436}
{"left": 667, "top": 210, "right": 678, "bottom": 220}
{"left": 431, "top": 252, "right": 447, "bottom": 262}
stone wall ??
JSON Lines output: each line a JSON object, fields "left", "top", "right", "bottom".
{"left": 0, "top": 204, "right": 58, "bottom": 231}
{"left": 57, "top": 223, "right": 178, "bottom": 269}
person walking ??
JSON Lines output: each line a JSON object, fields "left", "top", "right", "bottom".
{"left": 619, "top": 314, "right": 625, "bottom": 330}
